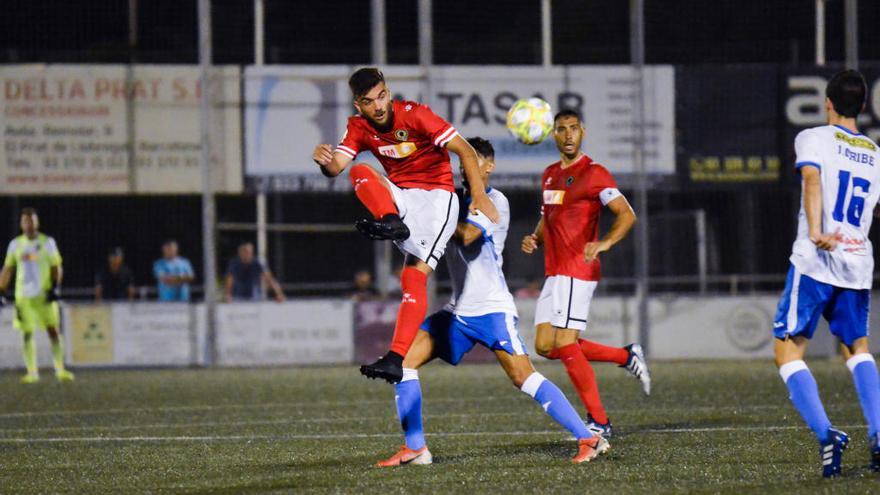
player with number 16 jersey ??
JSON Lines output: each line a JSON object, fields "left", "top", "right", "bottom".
{"left": 772, "top": 70, "right": 880, "bottom": 478}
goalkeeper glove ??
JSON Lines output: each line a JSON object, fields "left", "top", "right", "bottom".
{"left": 46, "top": 283, "right": 60, "bottom": 302}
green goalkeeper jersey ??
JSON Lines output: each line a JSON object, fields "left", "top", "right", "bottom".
{"left": 4, "top": 233, "right": 62, "bottom": 300}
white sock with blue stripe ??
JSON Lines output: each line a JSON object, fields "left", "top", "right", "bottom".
{"left": 394, "top": 368, "right": 425, "bottom": 450}
{"left": 847, "top": 353, "right": 880, "bottom": 438}
{"left": 780, "top": 360, "right": 832, "bottom": 443}
{"left": 521, "top": 372, "right": 591, "bottom": 440}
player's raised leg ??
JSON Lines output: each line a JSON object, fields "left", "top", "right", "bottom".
{"left": 546, "top": 338, "right": 651, "bottom": 396}
{"left": 376, "top": 329, "right": 436, "bottom": 467}
{"left": 495, "top": 349, "right": 608, "bottom": 463}
{"left": 348, "top": 163, "right": 409, "bottom": 241}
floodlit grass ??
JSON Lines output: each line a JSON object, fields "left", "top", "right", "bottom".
{"left": 0, "top": 359, "right": 877, "bottom": 493}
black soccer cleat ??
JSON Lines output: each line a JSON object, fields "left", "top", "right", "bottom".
{"left": 355, "top": 214, "right": 410, "bottom": 241}
{"left": 870, "top": 432, "right": 880, "bottom": 472}
{"left": 359, "top": 351, "right": 404, "bottom": 384}
{"left": 821, "top": 427, "right": 849, "bottom": 478}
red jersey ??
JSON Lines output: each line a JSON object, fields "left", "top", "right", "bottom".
{"left": 334, "top": 100, "right": 458, "bottom": 192}
{"left": 541, "top": 154, "right": 620, "bottom": 281}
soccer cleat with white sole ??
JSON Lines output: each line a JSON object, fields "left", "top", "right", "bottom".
{"left": 376, "top": 445, "right": 433, "bottom": 467}
{"left": 821, "top": 427, "right": 849, "bottom": 478}
{"left": 622, "top": 343, "right": 651, "bottom": 396}
{"left": 572, "top": 436, "right": 610, "bottom": 464}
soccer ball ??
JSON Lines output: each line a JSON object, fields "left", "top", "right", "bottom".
{"left": 506, "top": 97, "right": 554, "bottom": 145}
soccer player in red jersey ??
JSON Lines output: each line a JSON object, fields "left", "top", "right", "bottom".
{"left": 521, "top": 109, "right": 651, "bottom": 438}
{"left": 312, "top": 68, "right": 499, "bottom": 384}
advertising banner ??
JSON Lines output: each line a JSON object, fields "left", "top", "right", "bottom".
{"left": 245, "top": 65, "right": 675, "bottom": 190}
{"left": 676, "top": 65, "right": 783, "bottom": 185}
{"left": 216, "top": 300, "right": 354, "bottom": 366}
{"left": 1, "top": 64, "right": 242, "bottom": 194}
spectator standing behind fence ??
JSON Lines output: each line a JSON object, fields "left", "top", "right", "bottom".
{"left": 95, "top": 247, "right": 136, "bottom": 301}
{"left": 351, "top": 269, "right": 380, "bottom": 302}
{"left": 153, "top": 240, "right": 194, "bottom": 302}
{"left": 223, "top": 242, "right": 285, "bottom": 303}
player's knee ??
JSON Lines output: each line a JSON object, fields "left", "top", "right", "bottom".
{"left": 22, "top": 332, "right": 33, "bottom": 343}
{"left": 46, "top": 327, "right": 59, "bottom": 340}
{"left": 349, "top": 163, "right": 376, "bottom": 182}
{"left": 534, "top": 342, "right": 554, "bottom": 358}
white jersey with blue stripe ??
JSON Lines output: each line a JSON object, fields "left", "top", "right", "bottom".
{"left": 444, "top": 187, "right": 518, "bottom": 317}
{"left": 790, "top": 124, "right": 880, "bottom": 290}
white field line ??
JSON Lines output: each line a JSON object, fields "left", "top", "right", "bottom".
{"left": 0, "top": 424, "right": 868, "bottom": 444}
{"left": 0, "top": 399, "right": 812, "bottom": 421}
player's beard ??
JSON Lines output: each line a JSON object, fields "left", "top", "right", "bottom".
{"left": 365, "top": 103, "right": 394, "bottom": 133}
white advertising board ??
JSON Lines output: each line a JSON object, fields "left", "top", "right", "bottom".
{"left": 1, "top": 64, "right": 242, "bottom": 194}
{"left": 216, "top": 300, "right": 354, "bottom": 366}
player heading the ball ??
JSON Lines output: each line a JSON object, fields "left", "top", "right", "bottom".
{"left": 312, "top": 68, "right": 499, "bottom": 384}
{"left": 772, "top": 69, "right": 880, "bottom": 478}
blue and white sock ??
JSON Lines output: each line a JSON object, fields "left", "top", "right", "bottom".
{"left": 847, "top": 353, "right": 880, "bottom": 438}
{"left": 521, "top": 372, "right": 592, "bottom": 440}
{"left": 394, "top": 368, "right": 426, "bottom": 450}
{"left": 780, "top": 360, "right": 832, "bottom": 443}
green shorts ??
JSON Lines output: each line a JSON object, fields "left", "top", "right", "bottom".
{"left": 13, "top": 297, "right": 60, "bottom": 334}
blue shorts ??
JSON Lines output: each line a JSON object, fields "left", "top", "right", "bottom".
{"left": 420, "top": 310, "right": 527, "bottom": 365}
{"left": 773, "top": 265, "right": 870, "bottom": 346}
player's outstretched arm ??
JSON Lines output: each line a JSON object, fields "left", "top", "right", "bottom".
{"left": 801, "top": 166, "right": 836, "bottom": 251}
{"left": 312, "top": 144, "right": 353, "bottom": 178}
{"left": 584, "top": 196, "right": 636, "bottom": 262}
{"left": 446, "top": 136, "right": 499, "bottom": 223}
{"left": 521, "top": 218, "right": 544, "bottom": 254}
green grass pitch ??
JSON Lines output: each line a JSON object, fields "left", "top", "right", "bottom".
{"left": 0, "top": 360, "right": 878, "bottom": 493}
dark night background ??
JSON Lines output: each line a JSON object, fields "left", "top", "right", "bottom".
{"left": 1, "top": 1, "right": 879, "bottom": 297}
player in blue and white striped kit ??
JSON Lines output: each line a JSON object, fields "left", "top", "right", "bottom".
{"left": 375, "top": 137, "right": 607, "bottom": 468}
{"left": 773, "top": 70, "right": 880, "bottom": 478}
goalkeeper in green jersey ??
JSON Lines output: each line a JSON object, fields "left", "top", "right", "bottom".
{"left": 0, "top": 208, "right": 74, "bottom": 383}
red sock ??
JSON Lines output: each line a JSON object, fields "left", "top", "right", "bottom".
{"left": 389, "top": 267, "right": 428, "bottom": 357}
{"left": 545, "top": 348, "right": 560, "bottom": 360}
{"left": 349, "top": 164, "right": 397, "bottom": 219}
{"left": 579, "top": 339, "right": 629, "bottom": 365}
{"left": 557, "top": 343, "right": 609, "bottom": 424}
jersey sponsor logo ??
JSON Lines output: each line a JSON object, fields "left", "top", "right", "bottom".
{"left": 543, "top": 189, "right": 565, "bottom": 205}
{"left": 378, "top": 142, "right": 417, "bottom": 159}
{"left": 394, "top": 129, "right": 409, "bottom": 141}
{"left": 835, "top": 132, "right": 877, "bottom": 152}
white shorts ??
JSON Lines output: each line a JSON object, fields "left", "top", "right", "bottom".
{"left": 384, "top": 178, "right": 459, "bottom": 270}
{"left": 534, "top": 275, "right": 598, "bottom": 331}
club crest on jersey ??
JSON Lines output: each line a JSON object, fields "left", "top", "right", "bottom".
{"left": 566, "top": 176, "right": 575, "bottom": 187}
{"left": 543, "top": 190, "right": 565, "bottom": 205}
{"left": 378, "top": 142, "right": 417, "bottom": 159}
{"left": 394, "top": 129, "right": 409, "bottom": 141}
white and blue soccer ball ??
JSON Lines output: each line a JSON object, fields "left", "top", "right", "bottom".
{"left": 506, "top": 97, "right": 554, "bottom": 145}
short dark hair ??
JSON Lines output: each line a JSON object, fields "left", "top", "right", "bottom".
{"left": 466, "top": 137, "right": 494, "bottom": 159}
{"left": 826, "top": 70, "right": 866, "bottom": 118}
{"left": 349, "top": 68, "right": 385, "bottom": 99}
{"left": 20, "top": 207, "right": 37, "bottom": 217}
{"left": 554, "top": 108, "right": 581, "bottom": 124}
